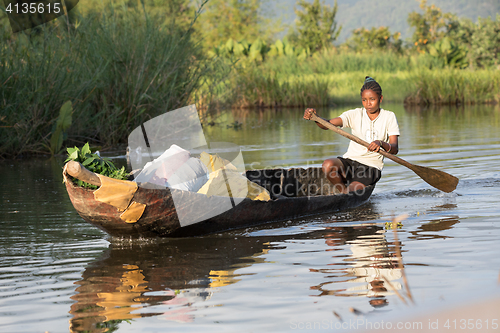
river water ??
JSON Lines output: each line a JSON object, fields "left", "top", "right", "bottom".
{"left": 1, "top": 104, "right": 500, "bottom": 332}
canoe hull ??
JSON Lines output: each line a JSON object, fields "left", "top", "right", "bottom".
{"left": 65, "top": 167, "right": 374, "bottom": 238}
{"left": 169, "top": 185, "right": 373, "bottom": 237}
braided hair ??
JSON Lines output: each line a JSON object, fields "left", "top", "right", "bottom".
{"left": 360, "top": 76, "right": 382, "bottom": 97}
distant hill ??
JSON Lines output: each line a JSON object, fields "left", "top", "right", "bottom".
{"left": 265, "top": 0, "right": 500, "bottom": 44}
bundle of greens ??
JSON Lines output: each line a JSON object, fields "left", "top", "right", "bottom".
{"left": 65, "top": 143, "right": 128, "bottom": 189}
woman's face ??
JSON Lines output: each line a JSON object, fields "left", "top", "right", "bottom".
{"left": 361, "top": 89, "right": 383, "bottom": 114}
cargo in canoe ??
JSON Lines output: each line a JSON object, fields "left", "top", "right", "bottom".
{"left": 63, "top": 161, "right": 374, "bottom": 238}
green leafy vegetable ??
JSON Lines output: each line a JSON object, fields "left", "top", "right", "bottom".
{"left": 65, "top": 143, "right": 128, "bottom": 189}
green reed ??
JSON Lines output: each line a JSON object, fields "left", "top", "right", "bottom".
{"left": 0, "top": 6, "right": 210, "bottom": 158}
{"left": 226, "top": 68, "right": 331, "bottom": 108}
{"left": 207, "top": 50, "right": 499, "bottom": 109}
{"left": 404, "top": 69, "right": 500, "bottom": 105}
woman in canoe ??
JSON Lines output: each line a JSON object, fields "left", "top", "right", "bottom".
{"left": 303, "top": 76, "right": 400, "bottom": 193}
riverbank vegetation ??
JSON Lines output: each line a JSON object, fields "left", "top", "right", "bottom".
{"left": 1, "top": 1, "right": 216, "bottom": 157}
{"left": 202, "top": 0, "right": 500, "bottom": 108}
{"left": 1, "top": 0, "right": 499, "bottom": 157}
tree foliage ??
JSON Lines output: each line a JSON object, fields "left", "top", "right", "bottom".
{"left": 199, "top": 0, "right": 276, "bottom": 48}
{"left": 290, "top": 0, "right": 341, "bottom": 52}
{"left": 427, "top": 37, "right": 468, "bottom": 68}
{"left": 407, "top": 0, "right": 499, "bottom": 68}
{"left": 346, "top": 26, "right": 402, "bottom": 53}
{"left": 450, "top": 15, "right": 500, "bottom": 68}
{"left": 407, "top": 0, "right": 459, "bottom": 53}
{"left": 211, "top": 37, "right": 310, "bottom": 64}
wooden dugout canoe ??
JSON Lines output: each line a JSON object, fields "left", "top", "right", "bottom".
{"left": 64, "top": 161, "right": 374, "bottom": 238}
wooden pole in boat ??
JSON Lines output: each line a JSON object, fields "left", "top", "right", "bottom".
{"left": 309, "top": 114, "right": 459, "bottom": 193}
{"left": 65, "top": 161, "right": 101, "bottom": 186}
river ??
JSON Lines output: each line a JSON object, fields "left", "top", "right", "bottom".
{"left": 1, "top": 103, "right": 499, "bottom": 332}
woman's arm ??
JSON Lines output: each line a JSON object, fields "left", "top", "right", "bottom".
{"left": 303, "top": 108, "right": 343, "bottom": 129}
{"left": 387, "top": 135, "right": 399, "bottom": 155}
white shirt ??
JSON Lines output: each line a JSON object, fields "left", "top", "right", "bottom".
{"left": 339, "top": 108, "right": 400, "bottom": 170}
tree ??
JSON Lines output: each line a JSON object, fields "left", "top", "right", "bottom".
{"left": 407, "top": 0, "right": 459, "bottom": 53}
{"left": 408, "top": 1, "right": 499, "bottom": 68}
{"left": 291, "top": 0, "right": 341, "bottom": 52}
{"left": 198, "top": 0, "right": 274, "bottom": 49}
{"left": 448, "top": 15, "right": 500, "bottom": 68}
{"left": 346, "top": 27, "right": 402, "bottom": 53}
{"left": 468, "top": 15, "right": 500, "bottom": 68}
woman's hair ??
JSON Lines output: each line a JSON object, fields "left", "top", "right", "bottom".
{"left": 360, "top": 76, "right": 382, "bottom": 97}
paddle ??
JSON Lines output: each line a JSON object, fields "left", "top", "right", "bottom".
{"left": 308, "top": 113, "right": 459, "bottom": 193}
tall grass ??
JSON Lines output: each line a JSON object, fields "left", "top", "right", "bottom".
{"left": 214, "top": 68, "right": 331, "bottom": 109}
{"left": 0, "top": 5, "right": 211, "bottom": 158}
{"left": 207, "top": 50, "right": 500, "bottom": 109}
{"left": 404, "top": 69, "right": 500, "bottom": 105}
{"left": 262, "top": 49, "right": 441, "bottom": 75}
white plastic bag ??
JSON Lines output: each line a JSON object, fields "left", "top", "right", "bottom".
{"left": 134, "top": 144, "right": 208, "bottom": 192}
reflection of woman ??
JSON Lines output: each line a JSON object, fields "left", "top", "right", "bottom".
{"left": 344, "top": 230, "right": 402, "bottom": 306}
{"left": 313, "top": 225, "right": 402, "bottom": 308}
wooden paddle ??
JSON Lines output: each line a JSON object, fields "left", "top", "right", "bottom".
{"left": 308, "top": 113, "right": 459, "bottom": 193}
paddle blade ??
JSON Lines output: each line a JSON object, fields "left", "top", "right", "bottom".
{"left": 409, "top": 164, "right": 459, "bottom": 193}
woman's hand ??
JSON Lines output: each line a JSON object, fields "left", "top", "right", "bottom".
{"left": 368, "top": 140, "right": 382, "bottom": 152}
{"left": 303, "top": 108, "right": 317, "bottom": 120}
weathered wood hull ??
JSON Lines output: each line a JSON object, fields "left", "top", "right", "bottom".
{"left": 65, "top": 166, "right": 374, "bottom": 238}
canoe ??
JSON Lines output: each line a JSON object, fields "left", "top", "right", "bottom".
{"left": 63, "top": 161, "right": 374, "bottom": 238}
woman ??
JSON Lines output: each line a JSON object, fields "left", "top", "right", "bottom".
{"left": 303, "top": 76, "right": 400, "bottom": 193}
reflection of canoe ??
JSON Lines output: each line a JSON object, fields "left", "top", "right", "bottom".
{"left": 64, "top": 161, "right": 374, "bottom": 238}
{"left": 69, "top": 236, "right": 275, "bottom": 331}
{"left": 69, "top": 224, "right": 384, "bottom": 331}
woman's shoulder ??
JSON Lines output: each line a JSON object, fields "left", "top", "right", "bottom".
{"left": 341, "top": 107, "right": 364, "bottom": 115}
{"left": 380, "top": 108, "right": 397, "bottom": 117}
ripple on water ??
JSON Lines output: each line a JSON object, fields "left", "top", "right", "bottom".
{"left": 2, "top": 106, "right": 500, "bottom": 331}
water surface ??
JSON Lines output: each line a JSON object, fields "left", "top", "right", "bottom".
{"left": 1, "top": 104, "right": 500, "bottom": 332}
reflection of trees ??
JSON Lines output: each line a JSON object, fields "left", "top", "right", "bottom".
{"left": 0, "top": 158, "right": 104, "bottom": 247}
{"left": 69, "top": 236, "right": 274, "bottom": 332}
{"left": 310, "top": 224, "right": 402, "bottom": 309}
{"left": 402, "top": 104, "right": 500, "bottom": 148}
